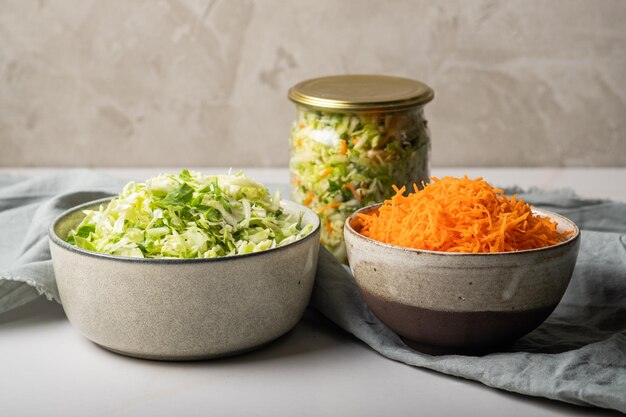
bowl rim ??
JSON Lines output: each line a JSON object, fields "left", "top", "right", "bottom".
{"left": 345, "top": 202, "right": 580, "bottom": 257}
{"left": 49, "top": 197, "right": 321, "bottom": 264}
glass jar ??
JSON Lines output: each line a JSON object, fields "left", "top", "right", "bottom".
{"left": 288, "top": 75, "right": 434, "bottom": 262}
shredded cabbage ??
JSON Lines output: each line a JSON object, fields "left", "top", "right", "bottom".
{"left": 66, "top": 170, "right": 314, "bottom": 258}
{"left": 289, "top": 108, "right": 430, "bottom": 262}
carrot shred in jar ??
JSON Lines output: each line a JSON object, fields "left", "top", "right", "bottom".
{"left": 356, "top": 176, "right": 572, "bottom": 253}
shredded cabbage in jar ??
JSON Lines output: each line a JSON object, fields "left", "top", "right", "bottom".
{"left": 289, "top": 108, "right": 430, "bottom": 261}
{"left": 66, "top": 170, "right": 314, "bottom": 258}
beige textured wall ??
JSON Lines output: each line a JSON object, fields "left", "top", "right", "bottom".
{"left": 1, "top": 0, "right": 625, "bottom": 167}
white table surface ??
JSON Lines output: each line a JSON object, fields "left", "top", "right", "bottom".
{"left": 1, "top": 167, "right": 624, "bottom": 417}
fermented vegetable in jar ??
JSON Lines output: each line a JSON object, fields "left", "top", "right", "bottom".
{"left": 288, "top": 75, "right": 434, "bottom": 262}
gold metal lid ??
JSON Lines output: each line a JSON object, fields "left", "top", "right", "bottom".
{"left": 288, "top": 74, "right": 434, "bottom": 112}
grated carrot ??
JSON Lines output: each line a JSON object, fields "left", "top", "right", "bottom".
{"left": 320, "top": 202, "right": 340, "bottom": 212}
{"left": 320, "top": 168, "right": 333, "bottom": 178}
{"left": 303, "top": 189, "right": 314, "bottom": 206}
{"left": 356, "top": 176, "right": 572, "bottom": 253}
{"left": 339, "top": 140, "right": 347, "bottom": 155}
{"left": 324, "top": 217, "right": 333, "bottom": 234}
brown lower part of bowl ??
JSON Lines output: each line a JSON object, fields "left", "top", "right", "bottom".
{"left": 360, "top": 289, "right": 557, "bottom": 355}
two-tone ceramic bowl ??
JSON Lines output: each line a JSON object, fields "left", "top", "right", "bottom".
{"left": 345, "top": 204, "right": 580, "bottom": 354}
{"left": 49, "top": 198, "right": 320, "bottom": 361}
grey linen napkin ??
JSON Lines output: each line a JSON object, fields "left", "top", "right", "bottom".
{"left": 1, "top": 171, "right": 624, "bottom": 413}
{"left": 311, "top": 189, "right": 626, "bottom": 413}
{"left": 0, "top": 170, "right": 123, "bottom": 313}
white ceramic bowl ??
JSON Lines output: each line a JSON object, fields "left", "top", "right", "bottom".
{"left": 49, "top": 198, "right": 320, "bottom": 360}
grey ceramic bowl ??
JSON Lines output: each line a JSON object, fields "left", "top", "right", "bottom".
{"left": 49, "top": 198, "right": 320, "bottom": 361}
{"left": 345, "top": 204, "right": 580, "bottom": 354}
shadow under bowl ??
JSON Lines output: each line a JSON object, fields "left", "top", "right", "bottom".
{"left": 344, "top": 204, "right": 580, "bottom": 355}
{"left": 49, "top": 198, "right": 321, "bottom": 361}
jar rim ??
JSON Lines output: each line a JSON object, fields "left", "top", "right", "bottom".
{"left": 288, "top": 74, "right": 434, "bottom": 111}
